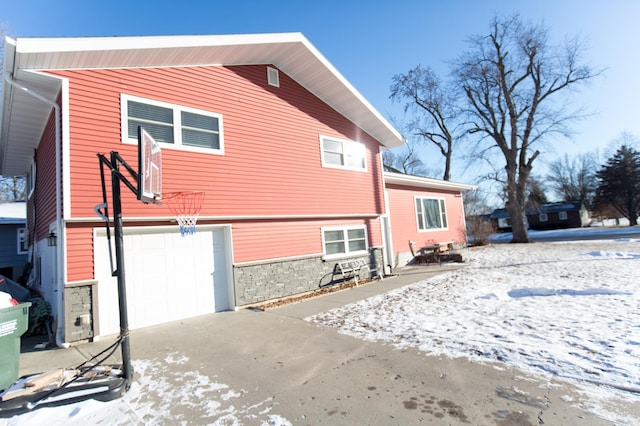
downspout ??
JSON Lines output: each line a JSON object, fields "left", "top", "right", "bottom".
{"left": 4, "top": 73, "right": 68, "bottom": 348}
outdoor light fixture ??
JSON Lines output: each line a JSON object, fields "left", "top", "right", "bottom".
{"left": 47, "top": 231, "right": 57, "bottom": 247}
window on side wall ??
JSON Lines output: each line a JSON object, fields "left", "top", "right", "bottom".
{"left": 558, "top": 211, "right": 568, "bottom": 220}
{"left": 121, "top": 94, "right": 223, "bottom": 154}
{"left": 539, "top": 213, "right": 548, "bottom": 222}
{"left": 415, "top": 197, "right": 448, "bottom": 231}
{"left": 322, "top": 226, "right": 368, "bottom": 258}
{"left": 320, "top": 136, "right": 366, "bottom": 171}
{"left": 17, "top": 228, "right": 28, "bottom": 254}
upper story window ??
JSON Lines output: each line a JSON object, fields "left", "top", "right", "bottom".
{"left": 17, "top": 228, "right": 28, "bottom": 254}
{"left": 322, "top": 226, "right": 368, "bottom": 259}
{"left": 415, "top": 197, "right": 448, "bottom": 231}
{"left": 121, "top": 94, "right": 223, "bottom": 154}
{"left": 320, "top": 136, "right": 367, "bottom": 171}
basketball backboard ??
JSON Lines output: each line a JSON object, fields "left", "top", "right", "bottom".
{"left": 138, "top": 127, "right": 162, "bottom": 204}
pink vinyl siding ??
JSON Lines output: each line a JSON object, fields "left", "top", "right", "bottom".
{"left": 386, "top": 183, "right": 467, "bottom": 255}
{"left": 48, "top": 65, "right": 385, "bottom": 221}
{"left": 47, "top": 65, "right": 387, "bottom": 281}
{"left": 233, "top": 217, "right": 382, "bottom": 263}
{"left": 28, "top": 109, "right": 59, "bottom": 243}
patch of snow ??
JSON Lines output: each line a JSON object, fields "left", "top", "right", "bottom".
{"left": 307, "top": 238, "right": 640, "bottom": 425}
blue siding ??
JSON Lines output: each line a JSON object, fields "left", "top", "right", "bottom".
{"left": 0, "top": 224, "right": 28, "bottom": 280}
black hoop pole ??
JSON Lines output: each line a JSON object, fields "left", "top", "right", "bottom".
{"left": 110, "top": 151, "right": 133, "bottom": 384}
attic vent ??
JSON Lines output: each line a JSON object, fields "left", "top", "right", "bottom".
{"left": 267, "top": 67, "right": 280, "bottom": 87}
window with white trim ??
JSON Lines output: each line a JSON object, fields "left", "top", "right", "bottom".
{"left": 17, "top": 228, "right": 28, "bottom": 254}
{"left": 415, "top": 197, "right": 448, "bottom": 231}
{"left": 539, "top": 213, "right": 548, "bottom": 222}
{"left": 322, "top": 226, "right": 368, "bottom": 258}
{"left": 558, "top": 211, "right": 568, "bottom": 220}
{"left": 320, "top": 136, "right": 366, "bottom": 171}
{"left": 121, "top": 94, "right": 223, "bottom": 153}
{"left": 267, "top": 67, "right": 280, "bottom": 87}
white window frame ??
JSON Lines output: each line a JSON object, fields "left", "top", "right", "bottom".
{"left": 321, "top": 225, "right": 368, "bottom": 260}
{"left": 121, "top": 94, "right": 224, "bottom": 155}
{"left": 539, "top": 213, "right": 548, "bottom": 222}
{"left": 415, "top": 196, "right": 448, "bottom": 232}
{"left": 320, "top": 135, "right": 367, "bottom": 172}
{"left": 558, "top": 211, "right": 568, "bottom": 220}
{"left": 17, "top": 228, "right": 28, "bottom": 255}
{"left": 267, "top": 67, "right": 280, "bottom": 87}
{"left": 26, "top": 161, "right": 36, "bottom": 199}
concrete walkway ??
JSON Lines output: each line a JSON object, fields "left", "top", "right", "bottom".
{"left": 11, "top": 264, "right": 620, "bottom": 425}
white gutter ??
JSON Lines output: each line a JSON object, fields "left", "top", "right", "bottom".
{"left": 3, "top": 73, "right": 68, "bottom": 348}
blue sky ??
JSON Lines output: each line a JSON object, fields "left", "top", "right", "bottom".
{"left": 3, "top": 0, "right": 639, "bottom": 185}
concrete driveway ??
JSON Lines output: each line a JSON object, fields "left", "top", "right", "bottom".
{"left": 13, "top": 265, "right": 615, "bottom": 425}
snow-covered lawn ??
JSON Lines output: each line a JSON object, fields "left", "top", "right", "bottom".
{"left": 307, "top": 236, "right": 640, "bottom": 424}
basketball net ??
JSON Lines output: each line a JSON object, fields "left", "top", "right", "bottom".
{"left": 165, "top": 191, "right": 205, "bottom": 236}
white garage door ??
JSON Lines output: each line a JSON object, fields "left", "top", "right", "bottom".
{"left": 94, "top": 226, "right": 233, "bottom": 336}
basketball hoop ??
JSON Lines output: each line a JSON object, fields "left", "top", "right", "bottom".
{"left": 165, "top": 191, "right": 205, "bottom": 236}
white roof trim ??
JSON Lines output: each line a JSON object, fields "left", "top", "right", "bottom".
{"left": 384, "top": 172, "right": 477, "bottom": 192}
{"left": 1, "top": 33, "right": 403, "bottom": 175}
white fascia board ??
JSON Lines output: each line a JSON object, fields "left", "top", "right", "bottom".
{"left": 384, "top": 172, "right": 477, "bottom": 192}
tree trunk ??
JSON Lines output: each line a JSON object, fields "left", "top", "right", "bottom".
{"left": 505, "top": 162, "right": 531, "bottom": 243}
{"left": 507, "top": 200, "right": 530, "bottom": 242}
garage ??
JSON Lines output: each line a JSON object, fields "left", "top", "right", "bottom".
{"left": 94, "top": 226, "right": 233, "bottom": 336}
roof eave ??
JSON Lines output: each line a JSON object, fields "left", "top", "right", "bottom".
{"left": 384, "top": 172, "right": 477, "bottom": 192}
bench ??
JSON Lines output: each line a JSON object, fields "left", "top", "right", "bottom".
{"left": 334, "top": 259, "right": 370, "bottom": 286}
{"left": 418, "top": 242, "right": 455, "bottom": 265}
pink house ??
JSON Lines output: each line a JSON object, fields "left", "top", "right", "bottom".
{"left": 0, "top": 33, "right": 473, "bottom": 344}
{"left": 383, "top": 172, "right": 476, "bottom": 267}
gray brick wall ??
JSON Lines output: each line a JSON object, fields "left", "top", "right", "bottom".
{"left": 234, "top": 248, "right": 383, "bottom": 306}
{"left": 64, "top": 281, "right": 96, "bottom": 343}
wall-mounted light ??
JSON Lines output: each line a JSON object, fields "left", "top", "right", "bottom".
{"left": 47, "top": 231, "right": 57, "bottom": 247}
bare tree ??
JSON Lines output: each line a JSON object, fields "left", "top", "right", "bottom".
{"left": 453, "top": 14, "right": 598, "bottom": 242}
{"left": 546, "top": 152, "right": 598, "bottom": 209}
{"left": 390, "top": 66, "right": 460, "bottom": 181}
{"left": 382, "top": 141, "right": 437, "bottom": 177}
{"left": 0, "top": 176, "right": 26, "bottom": 200}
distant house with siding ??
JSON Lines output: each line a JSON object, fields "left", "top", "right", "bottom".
{"left": 0, "top": 201, "right": 28, "bottom": 281}
{"left": 491, "top": 200, "right": 589, "bottom": 231}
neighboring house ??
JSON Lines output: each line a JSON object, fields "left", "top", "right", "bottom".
{"left": 383, "top": 173, "right": 476, "bottom": 267}
{"left": 0, "top": 201, "right": 28, "bottom": 281}
{"left": 0, "top": 33, "right": 472, "bottom": 345}
{"left": 491, "top": 200, "right": 589, "bottom": 232}
{"left": 526, "top": 200, "right": 590, "bottom": 230}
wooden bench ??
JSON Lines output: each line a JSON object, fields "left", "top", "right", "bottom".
{"left": 418, "top": 242, "right": 455, "bottom": 265}
{"left": 334, "top": 259, "right": 370, "bottom": 286}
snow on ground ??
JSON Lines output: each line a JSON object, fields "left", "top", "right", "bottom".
{"left": 308, "top": 233, "right": 640, "bottom": 425}
{"left": 1, "top": 353, "right": 292, "bottom": 425}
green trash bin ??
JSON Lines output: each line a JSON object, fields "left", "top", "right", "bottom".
{"left": 0, "top": 302, "right": 31, "bottom": 391}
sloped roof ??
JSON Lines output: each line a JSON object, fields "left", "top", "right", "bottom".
{"left": 383, "top": 172, "right": 477, "bottom": 192}
{"left": 1, "top": 33, "right": 404, "bottom": 176}
{"left": 490, "top": 201, "right": 585, "bottom": 219}
{"left": 0, "top": 201, "right": 26, "bottom": 224}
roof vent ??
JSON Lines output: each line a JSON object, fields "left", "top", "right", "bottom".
{"left": 267, "top": 67, "right": 279, "bottom": 87}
